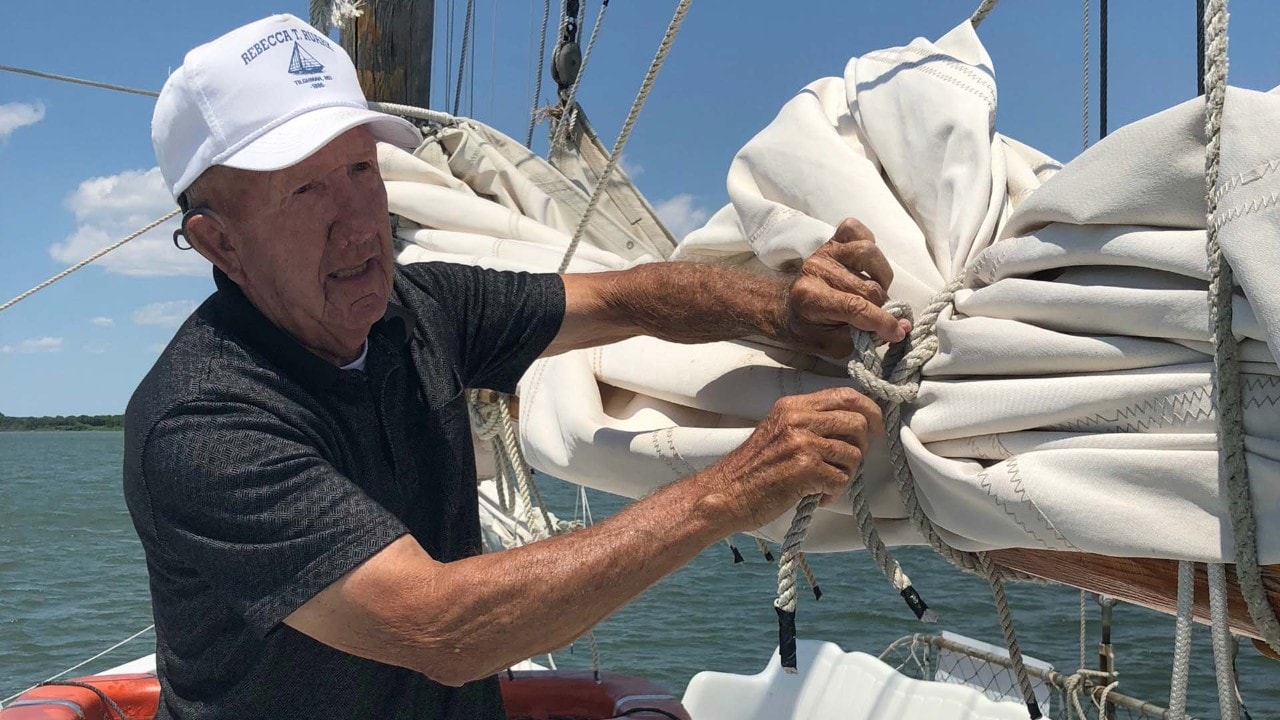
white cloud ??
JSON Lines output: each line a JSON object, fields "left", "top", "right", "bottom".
{"left": 0, "top": 101, "right": 46, "bottom": 142}
{"left": 90, "top": 316, "right": 114, "bottom": 327}
{"left": 654, "top": 193, "right": 711, "bottom": 241}
{"left": 49, "top": 167, "right": 209, "bottom": 277}
{"left": 617, "top": 154, "right": 644, "bottom": 179}
{"left": 133, "top": 300, "right": 199, "bottom": 328}
{"left": 2, "top": 337, "right": 64, "bottom": 353}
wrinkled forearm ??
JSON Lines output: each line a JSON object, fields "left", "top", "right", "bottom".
{"left": 404, "top": 471, "right": 739, "bottom": 683}
{"left": 546, "top": 263, "right": 789, "bottom": 355}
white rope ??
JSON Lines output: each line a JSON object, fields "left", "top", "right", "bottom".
{"left": 0, "top": 210, "right": 179, "bottom": 314}
{"left": 977, "top": 552, "right": 1042, "bottom": 719}
{"left": 368, "top": 101, "right": 457, "bottom": 125}
{"left": 754, "top": 536, "right": 774, "bottom": 562}
{"left": 0, "top": 64, "right": 158, "bottom": 98}
{"left": 549, "top": 0, "right": 612, "bottom": 155}
{"left": 774, "top": 493, "right": 820, "bottom": 621}
{"left": 1208, "top": 563, "right": 1240, "bottom": 720}
{"left": 556, "top": 0, "right": 693, "bottom": 273}
{"left": 0, "top": 625, "right": 155, "bottom": 707}
{"left": 970, "top": 0, "right": 1000, "bottom": 27}
{"left": 526, "top": 0, "right": 553, "bottom": 147}
{"left": 1201, "top": 0, "right": 1280, "bottom": 660}
{"left": 796, "top": 552, "right": 822, "bottom": 601}
{"left": 1079, "top": 590, "right": 1088, "bottom": 673}
{"left": 1168, "top": 561, "right": 1195, "bottom": 720}
{"left": 588, "top": 629, "right": 602, "bottom": 683}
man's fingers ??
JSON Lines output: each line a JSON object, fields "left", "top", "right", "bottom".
{"left": 802, "top": 410, "right": 877, "bottom": 450}
{"left": 820, "top": 239, "right": 894, "bottom": 292}
{"left": 799, "top": 286, "right": 904, "bottom": 342}
{"left": 813, "top": 436, "right": 864, "bottom": 477}
{"left": 831, "top": 218, "right": 876, "bottom": 245}
{"left": 805, "top": 254, "right": 887, "bottom": 306}
{"left": 783, "top": 387, "right": 882, "bottom": 427}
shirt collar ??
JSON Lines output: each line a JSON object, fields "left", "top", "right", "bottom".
{"left": 212, "top": 267, "right": 412, "bottom": 389}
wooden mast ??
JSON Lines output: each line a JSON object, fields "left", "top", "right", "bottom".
{"left": 339, "top": 0, "right": 434, "bottom": 106}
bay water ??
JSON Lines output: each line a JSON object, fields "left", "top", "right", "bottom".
{"left": 2, "top": 431, "right": 1277, "bottom": 717}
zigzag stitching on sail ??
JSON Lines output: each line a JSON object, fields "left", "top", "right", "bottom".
{"left": 1213, "top": 157, "right": 1280, "bottom": 202}
{"left": 1049, "top": 376, "right": 1280, "bottom": 433}
{"left": 862, "top": 45, "right": 996, "bottom": 107}
{"left": 648, "top": 428, "right": 686, "bottom": 480}
{"left": 1212, "top": 189, "right": 1280, "bottom": 231}
{"left": 976, "top": 457, "right": 1075, "bottom": 550}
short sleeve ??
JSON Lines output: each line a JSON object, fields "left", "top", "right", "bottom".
{"left": 139, "top": 400, "right": 408, "bottom": 637}
{"left": 397, "top": 263, "right": 565, "bottom": 392}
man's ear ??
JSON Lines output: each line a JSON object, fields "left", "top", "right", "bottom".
{"left": 186, "top": 212, "right": 244, "bottom": 283}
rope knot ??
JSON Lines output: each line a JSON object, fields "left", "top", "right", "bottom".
{"left": 848, "top": 300, "right": 919, "bottom": 405}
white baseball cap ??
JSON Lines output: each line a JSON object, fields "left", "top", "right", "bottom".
{"left": 152, "top": 13, "right": 422, "bottom": 200}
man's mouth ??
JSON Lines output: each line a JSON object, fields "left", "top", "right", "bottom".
{"left": 330, "top": 259, "right": 372, "bottom": 280}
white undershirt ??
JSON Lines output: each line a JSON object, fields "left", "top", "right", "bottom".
{"left": 340, "top": 339, "right": 369, "bottom": 371}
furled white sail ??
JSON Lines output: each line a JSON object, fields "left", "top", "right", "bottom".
{"left": 387, "top": 19, "right": 1280, "bottom": 564}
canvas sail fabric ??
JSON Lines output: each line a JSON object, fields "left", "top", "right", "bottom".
{"left": 386, "top": 20, "right": 1280, "bottom": 564}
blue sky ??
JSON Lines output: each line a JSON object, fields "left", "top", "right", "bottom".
{"left": 1, "top": 0, "right": 1278, "bottom": 416}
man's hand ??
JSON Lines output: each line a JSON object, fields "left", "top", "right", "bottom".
{"left": 779, "top": 218, "right": 910, "bottom": 357}
{"left": 698, "top": 387, "right": 882, "bottom": 532}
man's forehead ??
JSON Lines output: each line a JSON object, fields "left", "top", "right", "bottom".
{"left": 269, "top": 128, "right": 377, "bottom": 184}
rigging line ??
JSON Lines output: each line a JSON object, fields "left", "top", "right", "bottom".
{"left": 0, "top": 624, "right": 155, "bottom": 706}
{"left": 453, "top": 0, "right": 475, "bottom": 115}
{"left": 550, "top": 0, "right": 611, "bottom": 156}
{"left": 0, "top": 64, "right": 158, "bottom": 98}
{"left": 970, "top": 0, "right": 999, "bottom": 27}
{"left": 469, "top": 0, "right": 478, "bottom": 117}
{"left": 1082, "top": 0, "right": 1090, "bottom": 150}
{"left": 0, "top": 210, "right": 179, "bottom": 315}
{"left": 526, "top": 0, "right": 552, "bottom": 147}
{"left": 445, "top": 0, "right": 455, "bottom": 114}
{"left": 1099, "top": 0, "right": 1108, "bottom": 138}
{"left": 1197, "top": 0, "right": 1208, "bottom": 96}
{"left": 489, "top": 0, "right": 498, "bottom": 120}
{"left": 557, "top": 0, "right": 694, "bottom": 273}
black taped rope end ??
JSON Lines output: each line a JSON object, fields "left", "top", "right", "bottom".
{"left": 900, "top": 585, "right": 937, "bottom": 622}
{"left": 1026, "top": 699, "right": 1042, "bottom": 719}
{"left": 776, "top": 605, "right": 798, "bottom": 673}
{"left": 763, "top": 550, "right": 776, "bottom": 563}
{"left": 730, "top": 545, "right": 745, "bottom": 564}
{"left": 811, "top": 585, "right": 823, "bottom": 601}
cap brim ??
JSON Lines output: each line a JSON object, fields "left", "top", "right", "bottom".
{"left": 219, "top": 105, "right": 422, "bottom": 172}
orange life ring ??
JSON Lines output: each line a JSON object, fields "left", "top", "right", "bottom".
{"left": 0, "top": 674, "right": 159, "bottom": 720}
{"left": 0, "top": 670, "right": 689, "bottom": 720}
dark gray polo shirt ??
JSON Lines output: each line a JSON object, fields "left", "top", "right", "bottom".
{"left": 123, "top": 262, "right": 564, "bottom": 719}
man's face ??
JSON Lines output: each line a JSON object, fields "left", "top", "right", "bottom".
{"left": 213, "top": 126, "right": 394, "bottom": 363}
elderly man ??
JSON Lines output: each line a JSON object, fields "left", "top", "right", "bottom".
{"left": 124, "top": 13, "right": 907, "bottom": 720}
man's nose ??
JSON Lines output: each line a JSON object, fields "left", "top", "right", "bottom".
{"left": 330, "top": 176, "right": 381, "bottom": 246}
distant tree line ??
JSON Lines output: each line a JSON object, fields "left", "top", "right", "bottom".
{"left": 0, "top": 412, "right": 124, "bottom": 431}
